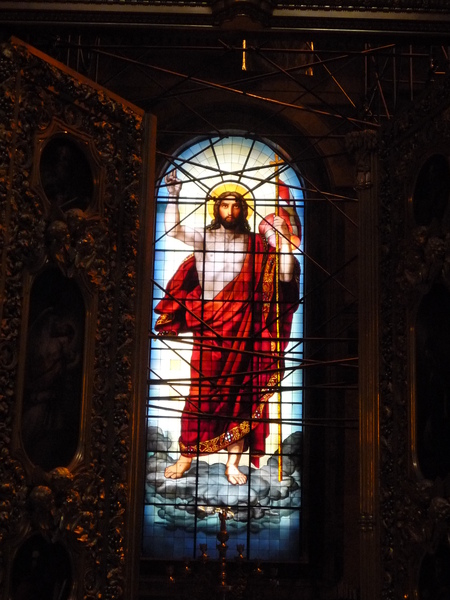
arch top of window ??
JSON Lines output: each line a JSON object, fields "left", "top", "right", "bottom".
{"left": 156, "top": 135, "right": 305, "bottom": 212}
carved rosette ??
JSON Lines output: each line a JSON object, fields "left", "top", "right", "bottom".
{"left": 0, "top": 40, "right": 144, "bottom": 599}
{"left": 379, "top": 73, "right": 450, "bottom": 600}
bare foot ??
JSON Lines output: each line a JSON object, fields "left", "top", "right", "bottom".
{"left": 164, "top": 455, "right": 192, "bottom": 479}
{"left": 225, "top": 439, "right": 247, "bottom": 485}
{"left": 225, "top": 464, "right": 247, "bottom": 485}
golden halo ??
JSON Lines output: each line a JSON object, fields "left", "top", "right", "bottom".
{"left": 207, "top": 182, "right": 254, "bottom": 219}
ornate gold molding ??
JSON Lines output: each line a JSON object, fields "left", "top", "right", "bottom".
{"left": 0, "top": 38, "right": 149, "bottom": 600}
{"left": 378, "top": 68, "right": 450, "bottom": 600}
{"left": 1, "top": 1, "right": 450, "bottom": 33}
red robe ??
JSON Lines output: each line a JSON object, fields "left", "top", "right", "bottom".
{"left": 155, "top": 233, "right": 299, "bottom": 467}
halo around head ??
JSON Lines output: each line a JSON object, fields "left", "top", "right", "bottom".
{"left": 208, "top": 182, "right": 254, "bottom": 219}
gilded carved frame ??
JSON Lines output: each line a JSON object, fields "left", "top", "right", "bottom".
{"left": 0, "top": 38, "right": 154, "bottom": 600}
{"left": 377, "top": 73, "right": 450, "bottom": 599}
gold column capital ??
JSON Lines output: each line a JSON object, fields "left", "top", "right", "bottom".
{"left": 346, "top": 129, "right": 379, "bottom": 190}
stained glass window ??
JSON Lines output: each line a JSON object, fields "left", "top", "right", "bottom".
{"left": 143, "top": 135, "right": 304, "bottom": 561}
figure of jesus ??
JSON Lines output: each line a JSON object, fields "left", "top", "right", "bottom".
{"left": 155, "top": 170, "right": 300, "bottom": 485}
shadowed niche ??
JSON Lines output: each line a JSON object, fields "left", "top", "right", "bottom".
{"left": 40, "top": 136, "right": 93, "bottom": 213}
{"left": 11, "top": 534, "right": 72, "bottom": 600}
{"left": 412, "top": 154, "right": 450, "bottom": 227}
{"left": 21, "top": 268, "right": 85, "bottom": 471}
{"left": 415, "top": 282, "right": 450, "bottom": 480}
{"left": 419, "top": 542, "right": 450, "bottom": 600}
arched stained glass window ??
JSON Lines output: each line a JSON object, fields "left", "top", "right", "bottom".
{"left": 143, "top": 135, "right": 304, "bottom": 561}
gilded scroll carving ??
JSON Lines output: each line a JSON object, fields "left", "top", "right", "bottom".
{"left": 0, "top": 39, "right": 144, "bottom": 599}
{"left": 44, "top": 209, "right": 109, "bottom": 283}
{"left": 399, "top": 226, "right": 449, "bottom": 293}
{"left": 379, "top": 72, "right": 450, "bottom": 599}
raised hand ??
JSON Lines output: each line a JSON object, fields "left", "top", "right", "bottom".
{"left": 165, "top": 169, "right": 182, "bottom": 199}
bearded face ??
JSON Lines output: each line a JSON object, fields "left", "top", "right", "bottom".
{"left": 218, "top": 197, "right": 241, "bottom": 229}
{"left": 212, "top": 192, "right": 249, "bottom": 232}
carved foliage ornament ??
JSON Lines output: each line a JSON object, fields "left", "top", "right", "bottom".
{"left": 379, "top": 73, "right": 450, "bottom": 600}
{"left": 0, "top": 40, "right": 143, "bottom": 599}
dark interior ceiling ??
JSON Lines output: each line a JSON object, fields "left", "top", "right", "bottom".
{"left": 1, "top": 1, "right": 448, "bottom": 395}
{"left": 2, "top": 11, "right": 448, "bottom": 135}
{"left": 2, "top": 1, "right": 450, "bottom": 134}
{"left": 2, "top": 0, "right": 450, "bottom": 33}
